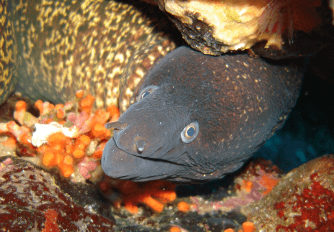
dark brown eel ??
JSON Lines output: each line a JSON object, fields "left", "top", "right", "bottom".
{"left": 102, "top": 46, "right": 304, "bottom": 182}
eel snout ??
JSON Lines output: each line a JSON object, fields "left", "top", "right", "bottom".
{"left": 105, "top": 121, "right": 147, "bottom": 153}
{"left": 101, "top": 136, "right": 183, "bottom": 181}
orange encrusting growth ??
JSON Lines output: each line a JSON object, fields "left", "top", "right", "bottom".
{"left": 14, "top": 101, "right": 27, "bottom": 125}
{"left": 107, "top": 105, "right": 120, "bottom": 122}
{"left": 75, "top": 89, "right": 84, "bottom": 99}
{"left": 242, "top": 222, "right": 256, "bottom": 232}
{"left": 34, "top": 100, "right": 44, "bottom": 113}
{"left": 1, "top": 136, "right": 17, "bottom": 148}
{"left": 169, "top": 227, "right": 181, "bottom": 232}
{"left": 259, "top": 173, "right": 279, "bottom": 195}
{"left": 42, "top": 209, "right": 60, "bottom": 232}
{"left": 224, "top": 229, "right": 234, "bottom": 232}
{"left": 91, "top": 141, "right": 106, "bottom": 159}
{"left": 99, "top": 178, "right": 177, "bottom": 214}
{"left": 80, "top": 94, "right": 95, "bottom": 114}
{"left": 35, "top": 100, "right": 55, "bottom": 116}
{"left": 6, "top": 121, "right": 32, "bottom": 145}
{"left": 241, "top": 180, "right": 253, "bottom": 193}
{"left": 177, "top": 201, "right": 190, "bottom": 212}
{"left": 223, "top": 222, "right": 256, "bottom": 232}
{"left": 0, "top": 90, "right": 119, "bottom": 181}
{"left": 36, "top": 93, "right": 118, "bottom": 178}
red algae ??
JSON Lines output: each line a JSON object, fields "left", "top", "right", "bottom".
{"left": 275, "top": 179, "right": 334, "bottom": 231}
{"left": 0, "top": 159, "right": 115, "bottom": 231}
{"left": 243, "top": 155, "right": 334, "bottom": 231}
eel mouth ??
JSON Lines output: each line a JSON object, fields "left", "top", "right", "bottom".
{"left": 101, "top": 138, "right": 181, "bottom": 181}
{"left": 102, "top": 138, "right": 144, "bottom": 180}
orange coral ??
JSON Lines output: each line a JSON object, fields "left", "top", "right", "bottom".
{"left": 177, "top": 201, "right": 190, "bottom": 212}
{"left": 0, "top": 90, "right": 119, "bottom": 182}
{"left": 1, "top": 136, "right": 17, "bottom": 148}
{"left": 241, "top": 180, "right": 253, "bottom": 193}
{"left": 242, "top": 222, "right": 255, "bottom": 232}
{"left": 75, "top": 89, "right": 84, "bottom": 99}
{"left": 14, "top": 100, "right": 27, "bottom": 125}
{"left": 223, "top": 222, "right": 255, "bottom": 232}
{"left": 259, "top": 173, "right": 279, "bottom": 195}
{"left": 170, "top": 227, "right": 181, "bottom": 232}
{"left": 99, "top": 178, "right": 176, "bottom": 214}
{"left": 80, "top": 94, "right": 95, "bottom": 114}
{"left": 42, "top": 209, "right": 60, "bottom": 232}
{"left": 224, "top": 229, "right": 234, "bottom": 232}
{"left": 107, "top": 105, "right": 120, "bottom": 122}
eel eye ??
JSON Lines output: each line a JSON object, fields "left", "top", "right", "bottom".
{"left": 137, "top": 85, "right": 158, "bottom": 102}
{"left": 181, "top": 121, "right": 199, "bottom": 143}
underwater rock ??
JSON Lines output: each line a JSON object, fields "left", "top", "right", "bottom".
{"left": 242, "top": 154, "right": 334, "bottom": 231}
{"left": 0, "top": 157, "right": 115, "bottom": 231}
{"left": 152, "top": 0, "right": 333, "bottom": 59}
{"left": 188, "top": 158, "right": 282, "bottom": 215}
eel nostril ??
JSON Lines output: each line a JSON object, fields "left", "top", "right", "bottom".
{"left": 135, "top": 139, "right": 145, "bottom": 152}
{"left": 105, "top": 121, "right": 127, "bottom": 130}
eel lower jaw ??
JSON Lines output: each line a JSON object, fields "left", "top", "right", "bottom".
{"left": 101, "top": 138, "right": 183, "bottom": 182}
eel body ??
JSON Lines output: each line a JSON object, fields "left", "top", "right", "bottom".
{"left": 102, "top": 46, "right": 303, "bottom": 182}
{"left": 0, "top": 0, "right": 179, "bottom": 110}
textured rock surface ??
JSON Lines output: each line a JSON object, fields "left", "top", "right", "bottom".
{"left": 0, "top": 157, "right": 115, "bottom": 231}
{"left": 243, "top": 154, "right": 334, "bottom": 231}
{"left": 155, "top": 0, "right": 267, "bottom": 55}
{"left": 153, "top": 0, "right": 333, "bottom": 59}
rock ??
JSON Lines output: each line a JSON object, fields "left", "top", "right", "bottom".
{"left": 0, "top": 157, "right": 115, "bottom": 231}
{"left": 153, "top": 0, "right": 333, "bottom": 59}
{"left": 242, "top": 154, "right": 334, "bottom": 231}
{"left": 187, "top": 158, "right": 282, "bottom": 214}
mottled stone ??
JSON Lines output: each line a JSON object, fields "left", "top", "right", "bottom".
{"left": 153, "top": 0, "right": 333, "bottom": 59}
{"left": 242, "top": 154, "right": 334, "bottom": 231}
{"left": 187, "top": 158, "right": 282, "bottom": 215}
{"left": 0, "top": 157, "right": 115, "bottom": 231}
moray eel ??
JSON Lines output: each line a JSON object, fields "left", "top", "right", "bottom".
{"left": 0, "top": 0, "right": 179, "bottom": 110}
{"left": 102, "top": 46, "right": 303, "bottom": 182}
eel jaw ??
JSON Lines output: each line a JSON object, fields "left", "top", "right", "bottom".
{"left": 101, "top": 138, "right": 182, "bottom": 182}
